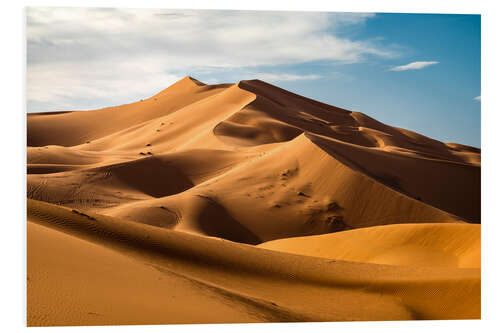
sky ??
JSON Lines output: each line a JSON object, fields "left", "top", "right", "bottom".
{"left": 26, "top": 8, "right": 481, "bottom": 147}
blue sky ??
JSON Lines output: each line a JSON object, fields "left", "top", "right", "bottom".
{"left": 27, "top": 9, "right": 480, "bottom": 147}
{"left": 272, "top": 14, "right": 481, "bottom": 147}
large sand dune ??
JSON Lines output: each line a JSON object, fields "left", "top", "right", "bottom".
{"left": 27, "top": 77, "right": 481, "bottom": 325}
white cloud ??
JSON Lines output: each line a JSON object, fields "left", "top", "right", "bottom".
{"left": 389, "top": 61, "right": 439, "bottom": 71}
{"left": 27, "top": 7, "right": 395, "bottom": 112}
{"left": 249, "top": 73, "right": 322, "bottom": 82}
{"left": 474, "top": 96, "right": 481, "bottom": 101}
{"left": 27, "top": 61, "right": 182, "bottom": 111}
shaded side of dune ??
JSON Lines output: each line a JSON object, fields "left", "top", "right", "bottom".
{"left": 307, "top": 133, "right": 480, "bottom": 222}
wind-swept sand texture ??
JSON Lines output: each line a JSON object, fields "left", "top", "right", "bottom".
{"left": 259, "top": 223, "right": 480, "bottom": 268}
{"left": 27, "top": 77, "right": 481, "bottom": 326}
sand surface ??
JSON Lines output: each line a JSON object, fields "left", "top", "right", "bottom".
{"left": 27, "top": 77, "right": 481, "bottom": 325}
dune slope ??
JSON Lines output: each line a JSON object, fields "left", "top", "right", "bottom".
{"left": 259, "top": 223, "right": 480, "bottom": 268}
{"left": 28, "top": 200, "right": 480, "bottom": 326}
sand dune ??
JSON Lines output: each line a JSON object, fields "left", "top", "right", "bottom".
{"left": 27, "top": 77, "right": 233, "bottom": 147}
{"left": 104, "top": 133, "right": 461, "bottom": 242}
{"left": 259, "top": 223, "right": 480, "bottom": 268}
{"left": 26, "top": 77, "right": 481, "bottom": 325}
{"left": 28, "top": 200, "right": 480, "bottom": 325}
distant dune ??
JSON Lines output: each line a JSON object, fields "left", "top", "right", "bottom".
{"left": 27, "top": 77, "right": 481, "bottom": 325}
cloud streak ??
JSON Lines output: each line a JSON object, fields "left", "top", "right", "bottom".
{"left": 27, "top": 7, "right": 396, "bottom": 112}
{"left": 390, "top": 61, "right": 439, "bottom": 71}
{"left": 474, "top": 96, "right": 481, "bottom": 101}
{"left": 249, "top": 73, "right": 322, "bottom": 82}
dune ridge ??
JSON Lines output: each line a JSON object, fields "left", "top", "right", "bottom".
{"left": 27, "top": 76, "right": 481, "bottom": 325}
